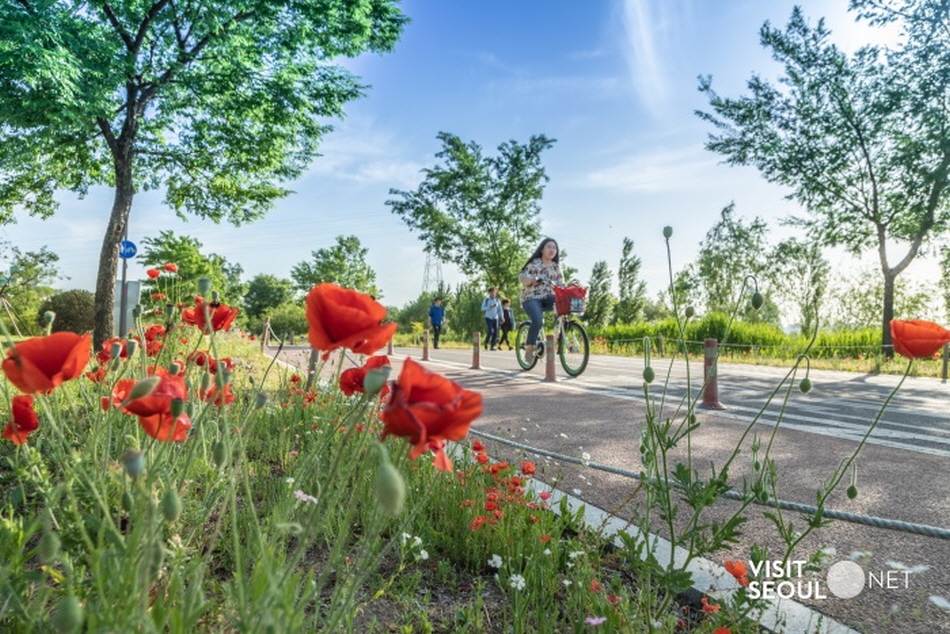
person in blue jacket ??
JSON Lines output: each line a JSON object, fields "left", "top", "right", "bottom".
{"left": 428, "top": 297, "right": 445, "bottom": 349}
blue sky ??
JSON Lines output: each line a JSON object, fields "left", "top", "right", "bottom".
{"left": 3, "top": 0, "right": 925, "bottom": 310}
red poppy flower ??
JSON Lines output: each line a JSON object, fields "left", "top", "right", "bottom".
{"left": 110, "top": 378, "right": 137, "bottom": 411}
{"left": 713, "top": 629, "right": 732, "bottom": 634}
{"left": 3, "top": 395, "right": 40, "bottom": 445}
{"left": 890, "top": 320, "right": 950, "bottom": 359}
{"left": 85, "top": 366, "right": 108, "bottom": 384}
{"left": 724, "top": 560, "right": 750, "bottom": 586}
{"left": 380, "top": 358, "right": 483, "bottom": 469}
{"left": 163, "top": 263, "right": 178, "bottom": 273}
{"left": 521, "top": 461, "right": 536, "bottom": 476}
{"left": 305, "top": 283, "right": 396, "bottom": 360}
{"left": 152, "top": 293, "right": 167, "bottom": 301}
{"left": 181, "top": 296, "right": 238, "bottom": 333}
{"left": 209, "top": 357, "right": 234, "bottom": 374}
{"left": 202, "top": 384, "right": 236, "bottom": 407}
{"left": 146, "top": 268, "right": 161, "bottom": 279}
{"left": 144, "top": 325, "right": 165, "bottom": 342}
{"left": 188, "top": 350, "right": 212, "bottom": 367}
{"left": 339, "top": 355, "right": 391, "bottom": 397}
{"left": 96, "top": 337, "right": 128, "bottom": 364}
{"left": 2, "top": 332, "right": 91, "bottom": 394}
{"left": 123, "top": 375, "right": 190, "bottom": 441}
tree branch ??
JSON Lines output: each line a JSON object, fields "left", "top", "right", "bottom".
{"left": 99, "top": 2, "right": 135, "bottom": 51}
{"left": 132, "top": 0, "right": 172, "bottom": 53}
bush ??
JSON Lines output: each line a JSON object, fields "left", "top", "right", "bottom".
{"left": 38, "top": 289, "right": 95, "bottom": 334}
{"left": 264, "top": 301, "right": 308, "bottom": 339}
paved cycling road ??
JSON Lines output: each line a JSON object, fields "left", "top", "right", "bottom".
{"left": 409, "top": 346, "right": 950, "bottom": 458}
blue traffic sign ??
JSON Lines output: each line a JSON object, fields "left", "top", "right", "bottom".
{"left": 119, "top": 240, "right": 137, "bottom": 259}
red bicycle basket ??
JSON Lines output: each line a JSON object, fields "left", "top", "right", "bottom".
{"left": 554, "top": 286, "right": 587, "bottom": 316}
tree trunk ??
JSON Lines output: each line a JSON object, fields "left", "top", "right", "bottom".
{"left": 93, "top": 162, "right": 134, "bottom": 350}
{"left": 881, "top": 270, "right": 896, "bottom": 358}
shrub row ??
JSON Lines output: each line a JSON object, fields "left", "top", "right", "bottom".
{"left": 588, "top": 313, "right": 885, "bottom": 359}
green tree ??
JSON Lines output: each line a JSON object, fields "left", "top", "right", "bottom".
{"left": 585, "top": 261, "right": 614, "bottom": 328}
{"left": 0, "top": 240, "right": 60, "bottom": 336}
{"left": 387, "top": 132, "right": 556, "bottom": 299}
{"left": 694, "top": 205, "right": 770, "bottom": 316}
{"left": 613, "top": 238, "right": 647, "bottom": 325}
{"left": 826, "top": 265, "right": 936, "bottom": 330}
{"left": 291, "top": 235, "right": 380, "bottom": 297}
{"left": 940, "top": 246, "right": 950, "bottom": 322}
{"left": 767, "top": 238, "right": 830, "bottom": 334}
{"left": 140, "top": 231, "right": 245, "bottom": 304}
{"left": 0, "top": 1, "right": 407, "bottom": 348}
{"left": 244, "top": 274, "right": 294, "bottom": 321}
{"left": 698, "top": 4, "right": 950, "bottom": 354}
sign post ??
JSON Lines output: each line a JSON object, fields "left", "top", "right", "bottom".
{"left": 118, "top": 240, "right": 137, "bottom": 336}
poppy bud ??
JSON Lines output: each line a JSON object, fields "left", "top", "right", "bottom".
{"left": 110, "top": 342, "right": 123, "bottom": 360}
{"left": 161, "top": 488, "right": 182, "bottom": 523}
{"left": 799, "top": 377, "right": 812, "bottom": 394}
{"left": 168, "top": 362, "right": 182, "bottom": 375}
{"left": 847, "top": 485, "right": 858, "bottom": 500}
{"left": 215, "top": 369, "right": 226, "bottom": 389}
{"left": 201, "top": 371, "right": 212, "bottom": 392}
{"left": 211, "top": 291, "right": 220, "bottom": 304}
{"left": 120, "top": 449, "right": 145, "bottom": 479}
{"left": 364, "top": 366, "right": 392, "bottom": 397}
{"left": 43, "top": 310, "right": 56, "bottom": 326}
{"left": 170, "top": 398, "right": 186, "bottom": 418}
{"left": 663, "top": 226, "right": 673, "bottom": 239}
{"left": 125, "top": 338, "right": 139, "bottom": 357}
{"left": 121, "top": 490, "right": 134, "bottom": 513}
{"left": 127, "top": 376, "right": 160, "bottom": 402}
{"left": 213, "top": 440, "right": 228, "bottom": 469}
{"left": 197, "top": 277, "right": 212, "bottom": 295}
{"left": 751, "top": 291, "right": 764, "bottom": 310}
{"left": 39, "top": 529, "right": 61, "bottom": 562}
{"left": 255, "top": 392, "right": 268, "bottom": 409}
{"left": 685, "top": 306, "right": 695, "bottom": 319}
{"left": 375, "top": 446, "right": 405, "bottom": 515}
{"left": 221, "top": 368, "right": 232, "bottom": 386}
{"left": 53, "top": 595, "right": 83, "bottom": 634}
{"left": 643, "top": 366, "right": 655, "bottom": 383}
{"left": 132, "top": 304, "right": 142, "bottom": 320}
{"left": 165, "top": 303, "right": 175, "bottom": 319}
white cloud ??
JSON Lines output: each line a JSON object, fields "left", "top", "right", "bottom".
{"left": 580, "top": 144, "right": 720, "bottom": 193}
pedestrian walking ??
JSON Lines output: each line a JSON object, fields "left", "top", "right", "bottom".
{"left": 428, "top": 297, "right": 445, "bottom": 349}
{"left": 499, "top": 298, "right": 515, "bottom": 350}
{"left": 481, "top": 287, "right": 503, "bottom": 350}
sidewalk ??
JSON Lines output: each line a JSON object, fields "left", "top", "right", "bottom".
{"left": 271, "top": 346, "right": 950, "bottom": 634}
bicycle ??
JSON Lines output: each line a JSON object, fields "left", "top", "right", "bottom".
{"left": 515, "top": 285, "right": 590, "bottom": 376}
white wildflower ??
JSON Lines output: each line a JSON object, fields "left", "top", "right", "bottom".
{"left": 544, "top": 548, "right": 552, "bottom": 556}
{"left": 509, "top": 574, "right": 526, "bottom": 591}
{"left": 488, "top": 554, "right": 503, "bottom": 569}
{"left": 415, "top": 549, "right": 429, "bottom": 561}
{"left": 572, "top": 488, "right": 582, "bottom": 496}
{"left": 293, "top": 490, "right": 318, "bottom": 504}
{"left": 562, "top": 579, "right": 572, "bottom": 586}
{"left": 581, "top": 452, "right": 591, "bottom": 465}
{"left": 285, "top": 477, "right": 295, "bottom": 485}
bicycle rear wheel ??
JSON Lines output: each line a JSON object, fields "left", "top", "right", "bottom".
{"left": 559, "top": 320, "right": 589, "bottom": 376}
{"left": 515, "top": 321, "right": 539, "bottom": 370}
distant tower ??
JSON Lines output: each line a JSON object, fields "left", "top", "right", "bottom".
{"left": 422, "top": 253, "right": 443, "bottom": 294}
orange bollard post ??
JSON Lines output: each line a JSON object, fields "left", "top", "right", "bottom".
{"left": 698, "top": 338, "right": 725, "bottom": 410}
{"left": 422, "top": 329, "right": 430, "bottom": 361}
{"left": 471, "top": 332, "right": 481, "bottom": 369}
{"left": 387, "top": 338, "right": 394, "bottom": 355}
{"left": 543, "top": 333, "right": 557, "bottom": 382}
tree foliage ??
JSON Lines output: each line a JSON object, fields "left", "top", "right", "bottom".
{"left": 694, "top": 205, "right": 770, "bottom": 316}
{"left": 0, "top": 0, "right": 407, "bottom": 347}
{"left": 387, "top": 132, "right": 556, "bottom": 299}
{"left": 0, "top": 240, "right": 60, "bottom": 335}
{"left": 244, "top": 274, "right": 294, "bottom": 320}
{"left": 613, "top": 238, "right": 647, "bottom": 325}
{"left": 767, "top": 238, "right": 830, "bottom": 334}
{"left": 140, "top": 231, "right": 245, "bottom": 304}
{"left": 585, "top": 261, "right": 614, "bottom": 328}
{"left": 825, "top": 265, "right": 936, "bottom": 330}
{"left": 697, "top": 3, "right": 950, "bottom": 352}
{"left": 40, "top": 289, "right": 95, "bottom": 334}
{"left": 291, "top": 235, "right": 380, "bottom": 297}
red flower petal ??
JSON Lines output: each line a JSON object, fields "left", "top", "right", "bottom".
{"left": 890, "top": 320, "right": 950, "bottom": 359}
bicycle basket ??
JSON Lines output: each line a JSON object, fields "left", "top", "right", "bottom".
{"left": 554, "top": 285, "right": 587, "bottom": 316}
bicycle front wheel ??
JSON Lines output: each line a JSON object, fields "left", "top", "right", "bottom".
{"left": 515, "top": 321, "right": 539, "bottom": 370}
{"left": 559, "top": 320, "right": 589, "bottom": 376}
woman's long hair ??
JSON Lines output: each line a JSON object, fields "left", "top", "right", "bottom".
{"left": 521, "top": 238, "right": 559, "bottom": 271}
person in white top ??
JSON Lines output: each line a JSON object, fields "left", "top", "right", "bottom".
{"left": 517, "top": 238, "right": 564, "bottom": 362}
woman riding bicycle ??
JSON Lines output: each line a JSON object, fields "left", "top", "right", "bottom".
{"left": 518, "top": 238, "right": 564, "bottom": 363}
